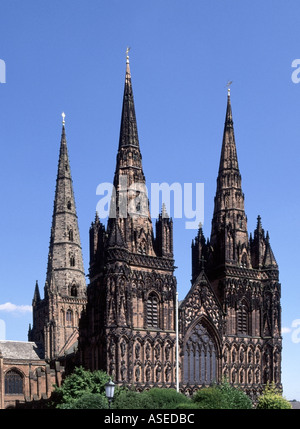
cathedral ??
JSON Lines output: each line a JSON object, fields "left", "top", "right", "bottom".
{"left": 0, "top": 54, "right": 282, "bottom": 408}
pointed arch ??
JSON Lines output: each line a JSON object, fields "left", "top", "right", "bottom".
{"left": 182, "top": 316, "right": 221, "bottom": 385}
{"left": 66, "top": 308, "right": 73, "bottom": 325}
{"left": 5, "top": 369, "right": 24, "bottom": 395}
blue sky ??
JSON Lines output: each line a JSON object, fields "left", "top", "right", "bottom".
{"left": 0, "top": 0, "right": 299, "bottom": 400}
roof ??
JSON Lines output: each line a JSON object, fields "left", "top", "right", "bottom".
{"left": 0, "top": 340, "right": 44, "bottom": 360}
{"left": 290, "top": 401, "right": 300, "bottom": 409}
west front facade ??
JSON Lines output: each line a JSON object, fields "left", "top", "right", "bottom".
{"left": 0, "top": 55, "right": 282, "bottom": 407}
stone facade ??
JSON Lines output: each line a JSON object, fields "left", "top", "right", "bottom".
{"left": 179, "top": 89, "right": 282, "bottom": 400}
{"left": 78, "top": 61, "right": 282, "bottom": 401}
{"left": 0, "top": 57, "right": 282, "bottom": 408}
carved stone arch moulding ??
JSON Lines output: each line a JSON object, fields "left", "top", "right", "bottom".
{"left": 5, "top": 366, "right": 26, "bottom": 378}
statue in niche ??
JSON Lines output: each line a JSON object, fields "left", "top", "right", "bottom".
{"left": 165, "top": 364, "right": 171, "bottom": 382}
{"left": 165, "top": 343, "right": 171, "bottom": 361}
{"left": 145, "top": 365, "right": 151, "bottom": 382}
{"left": 120, "top": 340, "right": 126, "bottom": 357}
{"left": 121, "top": 361, "right": 126, "bottom": 381}
{"left": 135, "top": 365, "right": 141, "bottom": 382}
{"left": 155, "top": 364, "right": 162, "bottom": 382}
{"left": 135, "top": 342, "right": 141, "bottom": 359}
{"left": 154, "top": 344, "right": 160, "bottom": 360}
{"left": 145, "top": 343, "right": 151, "bottom": 360}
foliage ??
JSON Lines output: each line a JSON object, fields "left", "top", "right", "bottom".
{"left": 113, "top": 387, "right": 191, "bottom": 409}
{"left": 175, "top": 402, "right": 201, "bottom": 409}
{"left": 192, "top": 386, "right": 225, "bottom": 409}
{"left": 49, "top": 366, "right": 257, "bottom": 410}
{"left": 256, "top": 382, "right": 292, "bottom": 409}
{"left": 217, "top": 381, "right": 253, "bottom": 409}
{"left": 192, "top": 382, "right": 252, "bottom": 409}
{"left": 112, "top": 387, "right": 145, "bottom": 409}
{"left": 49, "top": 366, "right": 110, "bottom": 409}
{"left": 140, "top": 388, "right": 191, "bottom": 409}
{"left": 59, "top": 392, "right": 108, "bottom": 409}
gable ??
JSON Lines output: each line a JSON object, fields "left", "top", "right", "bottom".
{"left": 179, "top": 270, "right": 223, "bottom": 336}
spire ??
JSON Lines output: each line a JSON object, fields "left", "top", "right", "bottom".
{"left": 218, "top": 87, "right": 239, "bottom": 174}
{"left": 107, "top": 53, "right": 155, "bottom": 256}
{"left": 209, "top": 89, "right": 249, "bottom": 267}
{"left": 45, "top": 115, "right": 86, "bottom": 297}
{"left": 31, "top": 115, "right": 87, "bottom": 359}
{"left": 118, "top": 47, "right": 140, "bottom": 150}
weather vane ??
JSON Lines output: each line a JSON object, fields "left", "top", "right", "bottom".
{"left": 62, "top": 112, "right": 65, "bottom": 125}
{"left": 126, "top": 46, "right": 131, "bottom": 62}
{"left": 226, "top": 80, "right": 233, "bottom": 95}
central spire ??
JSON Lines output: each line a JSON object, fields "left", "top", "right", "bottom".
{"left": 118, "top": 48, "right": 140, "bottom": 151}
{"left": 209, "top": 89, "right": 249, "bottom": 267}
{"left": 108, "top": 53, "right": 155, "bottom": 256}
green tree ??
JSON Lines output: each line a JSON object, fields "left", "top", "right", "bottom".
{"left": 59, "top": 392, "right": 108, "bottom": 409}
{"left": 50, "top": 366, "right": 110, "bottom": 408}
{"left": 192, "top": 382, "right": 253, "bottom": 409}
{"left": 113, "top": 387, "right": 191, "bottom": 409}
{"left": 140, "top": 388, "right": 191, "bottom": 409}
{"left": 192, "top": 386, "right": 226, "bottom": 409}
{"left": 112, "top": 387, "right": 145, "bottom": 409}
{"left": 217, "top": 381, "right": 253, "bottom": 409}
{"left": 256, "top": 382, "right": 292, "bottom": 409}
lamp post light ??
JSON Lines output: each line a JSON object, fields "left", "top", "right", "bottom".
{"left": 176, "top": 291, "right": 179, "bottom": 393}
{"left": 105, "top": 378, "right": 115, "bottom": 409}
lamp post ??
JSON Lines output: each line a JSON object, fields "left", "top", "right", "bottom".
{"left": 105, "top": 378, "right": 115, "bottom": 409}
{"left": 176, "top": 291, "right": 179, "bottom": 392}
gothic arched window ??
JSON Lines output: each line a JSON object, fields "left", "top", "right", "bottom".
{"left": 183, "top": 322, "right": 218, "bottom": 385}
{"left": 147, "top": 293, "right": 159, "bottom": 328}
{"left": 5, "top": 370, "right": 23, "bottom": 395}
{"left": 66, "top": 309, "right": 73, "bottom": 325}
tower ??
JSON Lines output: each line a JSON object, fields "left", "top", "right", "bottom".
{"left": 79, "top": 54, "right": 177, "bottom": 389}
{"left": 29, "top": 115, "right": 87, "bottom": 360}
{"left": 181, "top": 88, "right": 282, "bottom": 399}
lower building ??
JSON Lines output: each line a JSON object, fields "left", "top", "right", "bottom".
{"left": 0, "top": 341, "right": 63, "bottom": 408}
